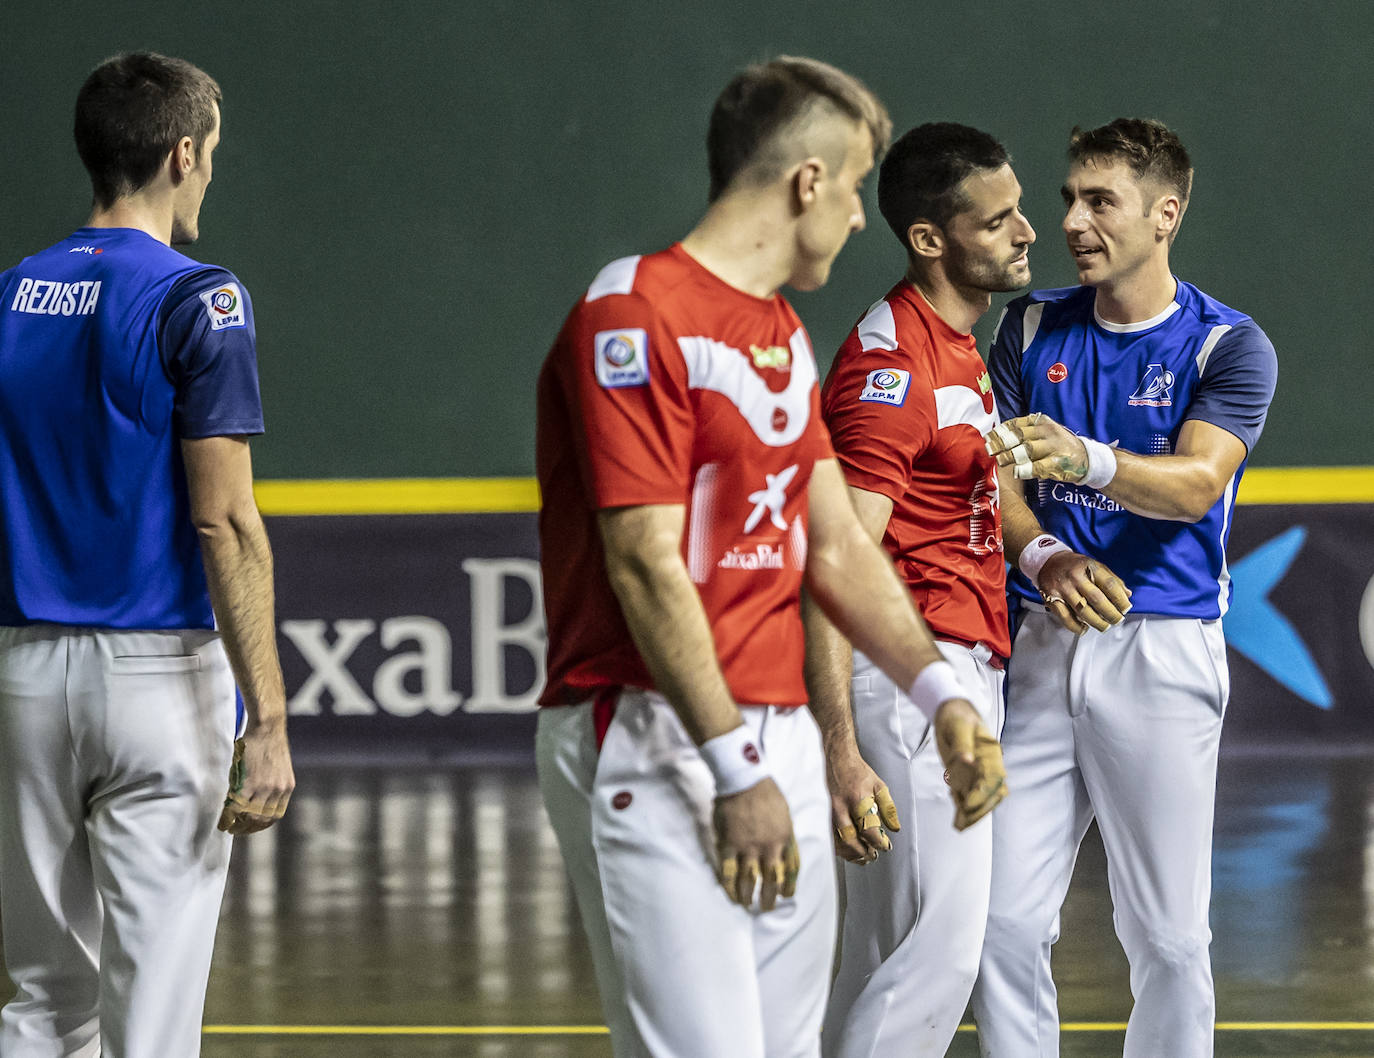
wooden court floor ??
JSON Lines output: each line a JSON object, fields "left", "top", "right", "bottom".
{"left": 2, "top": 747, "right": 1372, "bottom": 1056}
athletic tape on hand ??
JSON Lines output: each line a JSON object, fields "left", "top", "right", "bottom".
{"left": 989, "top": 422, "right": 1018, "bottom": 452}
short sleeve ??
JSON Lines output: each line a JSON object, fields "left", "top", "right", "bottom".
{"left": 158, "top": 269, "right": 264, "bottom": 438}
{"left": 821, "top": 337, "right": 936, "bottom": 502}
{"left": 557, "top": 291, "right": 695, "bottom": 509}
{"left": 1185, "top": 320, "right": 1278, "bottom": 453}
{"left": 988, "top": 299, "right": 1027, "bottom": 422}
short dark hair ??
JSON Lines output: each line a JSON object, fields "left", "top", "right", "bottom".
{"left": 74, "top": 52, "right": 222, "bottom": 209}
{"left": 1067, "top": 118, "right": 1193, "bottom": 208}
{"left": 877, "top": 123, "right": 1009, "bottom": 250}
{"left": 706, "top": 56, "right": 891, "bottom": 202}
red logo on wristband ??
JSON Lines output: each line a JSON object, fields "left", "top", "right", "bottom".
{"left": 1047, "top": 362, "right": 1068, "bottom": 383}
{"left": 742, "top": 743, "right": 760, "bottom": 764}
{"left": 1037, "top": 538, "right": 1058, "bottom": 549}
{"left": 611, "top": 791, "right": 633, "bottom": 810}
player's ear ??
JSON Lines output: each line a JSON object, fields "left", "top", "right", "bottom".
{"left": 906, "top": 220, "right": 944, "bottom": 261}
{"left": 793, "top": 157, "right": 825, "bottom": 210}
{"left": 168, "top": 135, "right": 196, "bottom": 186}
{"left": 1153, "top": 192, "right": 1182, "bottom": 242}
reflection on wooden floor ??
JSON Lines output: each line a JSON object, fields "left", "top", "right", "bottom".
{"left": 3, "top": 749, "right": 1373, "bottom": 1056}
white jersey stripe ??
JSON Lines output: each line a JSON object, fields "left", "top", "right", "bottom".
{"left": 1216, "top": 470, "right": 1238, "bottom": 615}
{"left": 856, "top": 299, "right": 898, "bottom": 352}
{"left": 934, "top": 385, "right": 996, "bottom": 436}
{"left": 687, "top": 462, "right": 720, "bottom": 584}
{"left": 677, "top": 329, "right": 817, "bottom": 447}
{"left": 1194, "top": 324, "right": 1233, "bottom": 378}
{"left": 1022, "top": 303, "right": 1046, "bottom": 352}
{"left": 585, "top": 256, "right": 642, "bottom": 302}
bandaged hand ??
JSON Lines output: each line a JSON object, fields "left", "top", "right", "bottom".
{"left": 218, "top": 722, "right": 295, "bottom": 836}
{"left": 986, "top": 413, "right": 1103, "bottom": 485}
{"left": 933, "top": 699, "right": 1007, "bottom": 831}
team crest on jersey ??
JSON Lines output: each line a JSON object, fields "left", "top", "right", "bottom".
{"left": 1128, "top": 363, "right": 1175, "bottom": 407}
{"left": 594, "top": 328, "right": 649, "bottom": 388}
{"left": 859, "top": 368, "right": 911, "bottom": 406}
{"left": 749, "top": 344, "right": 790, "bottom": 370}
{"left": 199, "top": 283, "right": 246, "bottom": 331}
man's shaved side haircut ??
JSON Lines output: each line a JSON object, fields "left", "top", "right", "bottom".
{"left": 707, "top": 56, "right": 891, "bottom": 202}
{"left": 877, "top": 122, "right": 1009, "bottom": 251}
{"left": 1068, "top": 117, "right": 1194, "bottom": 211}
{"left": 75, "top": 51, "right": 222, "bottom": 210}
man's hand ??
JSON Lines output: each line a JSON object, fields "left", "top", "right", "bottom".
{"left": 933, "top": 699, "right": 1007, "bottom": 831}
{"left": 713, "top": 778, "right": 799, "bottom": 912}
{"left": 986, "top": 413, "right": 1089, "bottom": 483}
{"left": 825, "top": 742, "right": 900, "bottom": 864}
{"left": 218, "top": 721, "right": 295, "bottom": 835}
{"left": 1037, "top": 551, "right": 1132, "bottom": 634}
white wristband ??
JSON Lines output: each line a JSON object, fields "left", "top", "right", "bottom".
{"left": 1078, "top": 436, "right": 1118, "bottom": 490}
{"left": 1019, "top": 533, "right": 1073, "bottom": 583}
{"left": 906, "top": 660, "right": 969, "bottom": 721}
{"left": 699, "top": 724, "right": 771, "bottom": 797}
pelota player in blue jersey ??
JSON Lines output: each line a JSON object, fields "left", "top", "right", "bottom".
{"left": 0, "top": 53, "right": 294, "bottom": 1056}
{"left": 970, "top": 119, "right": 1277, "bottom": 1057}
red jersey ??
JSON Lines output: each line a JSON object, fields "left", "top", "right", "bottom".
{"left": 537, "top": 244, "right": 833, "bottom": 707}
{"left": 821, "top": 281, "right": 1010, "bottom": 658}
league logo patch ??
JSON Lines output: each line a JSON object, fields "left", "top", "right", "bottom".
{"left": 594, "top": 328, "right": 649, "bottom": 388}
{"left": 1128, "top": 363, "right": 1175, "bottom": 407}
{"left": 859, "top": 368, "right": 911, "bottom": 406}
{"left": 198, "top": 283, "right": 246, "bottom": 331}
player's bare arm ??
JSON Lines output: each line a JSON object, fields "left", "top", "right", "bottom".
{"left": 803, "top": 484, "right": 900, "bottom": 863}
{"left": 988, "top": 414, "right": 1247, "bottom": 521}
{"left": 182, "top": 436, "right": 295, "bottom": 836}
{"left": 803, "top": 459, "right": 1007, "bottom": 830}
{"left": 998, "top": 463, "right": 1132, "bottom": 634}
{"left": 598, "top": 503, "right": 798, "bottom": 911}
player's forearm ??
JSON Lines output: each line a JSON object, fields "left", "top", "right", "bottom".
{"left": 802, "top": 590, "right": 859, "bottom": 753}
{"left": 804, "top": 522, "right": 944, "bottom": 690}
{"left": 1099, "top": 450, "right": 1231, "bottom": 522}
{"left": 601, "top": 528, "right": 742, "bottom": 745}
{"left": 998, "top": 466, "right": 1048, "bottom": 558}
{"left": 197, "top": 509, "right": 287, "bottom": 729}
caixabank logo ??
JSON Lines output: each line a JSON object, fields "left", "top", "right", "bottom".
{"left": 1221, "top": 507, "right": 1374, "bottom": 737}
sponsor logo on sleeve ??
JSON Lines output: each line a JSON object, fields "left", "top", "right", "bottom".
{"left": 594, "top": 328, "right": 649, "bottom": 388}
{"left": 858, "top": 368, "right": 911, "bottom": 406}
{"left": 199, "top": 283, "right": 246, "bottom": 330}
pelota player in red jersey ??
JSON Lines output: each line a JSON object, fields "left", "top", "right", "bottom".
{"left": 535, "top": 66, "right": 1008, "bottom": 1058}
{"left": 808, "top": 123, "right": 1035, "bottom": 1058}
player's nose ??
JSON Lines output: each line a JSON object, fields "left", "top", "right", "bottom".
{"left": 1063, "top": 200, "right": 1089, "bottom": 233}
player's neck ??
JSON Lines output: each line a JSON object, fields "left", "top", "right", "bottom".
{"left": 680, "top": 196, "right": 794, "bottom": 300}
{"left": 906, "top": 266, "right": 988, "bottom": 335}
{"left": 1092, "top": 257, "right": 1177, "bottom": 325}
{"left": 86, "top": 194, "right": 174, "bottom": 246}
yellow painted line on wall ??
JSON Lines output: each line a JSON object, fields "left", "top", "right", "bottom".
{"left": 254, "top": 477, "right": 540, "bottom": 515}
{"left": 251, "top": 468, "right": 1374, "bottom": 517}
{"left": 202, "top": 1021, "right": 1374, "bottom": 1036}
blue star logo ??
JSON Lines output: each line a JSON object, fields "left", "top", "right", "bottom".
{"left": 1225, "top": 526, "right": 1332, "bottom": 709}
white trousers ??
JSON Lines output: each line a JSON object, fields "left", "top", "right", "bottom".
{"left": 0, "top": 625, "right": 237, "bottom": 1058}
{"left": 823, "top": 641, "right": 1004, "bottom": 1058}
{"left": 537, "top": 691, "right": 836, "bottom": 1058}
{"left": 972, "top": 611, "right": 1227, "bottom": 1058}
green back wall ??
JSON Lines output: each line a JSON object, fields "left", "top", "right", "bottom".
{"left": 3, "top": 2, "right": 1368, "bottom": 476}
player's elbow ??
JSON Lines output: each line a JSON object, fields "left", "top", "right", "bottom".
{"left": 190, "top": 498, "right": 266, "bottom": 547}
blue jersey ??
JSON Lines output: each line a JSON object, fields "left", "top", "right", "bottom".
{"left": 991, "top": 281, "right": 1277, "bottom": 618}
{"left": 0, "top": 227, "right": 265, "bottom": 629}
